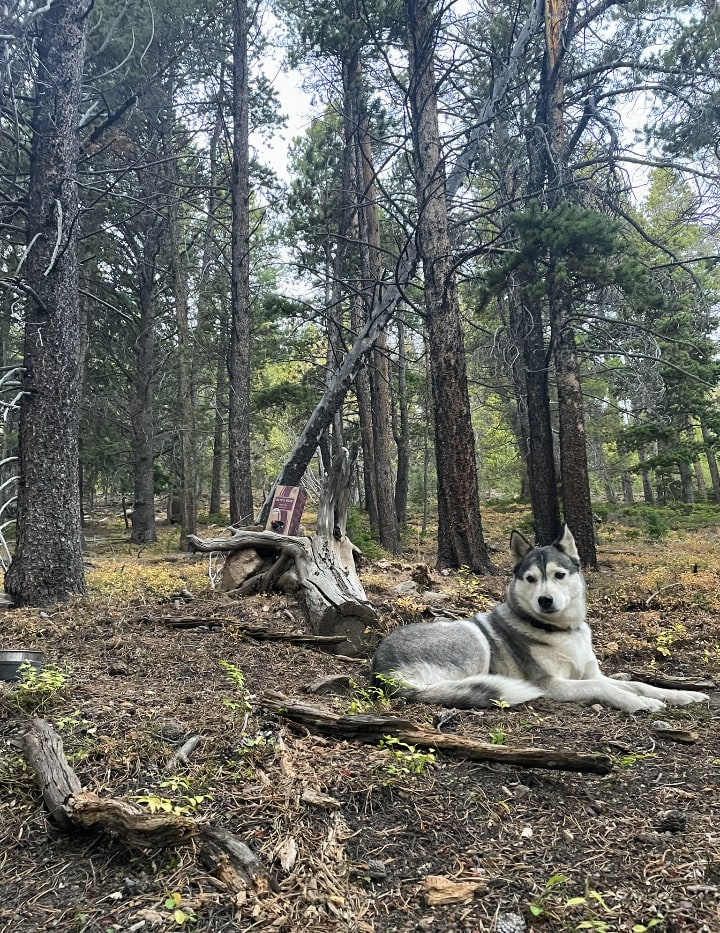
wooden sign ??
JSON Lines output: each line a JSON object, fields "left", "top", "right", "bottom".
{"left": 265, "top": 486, "right": 307, "bottom": 536}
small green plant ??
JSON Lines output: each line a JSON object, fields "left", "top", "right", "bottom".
{"left": 645, "top": 509, "right": 670, "bottom": 540}
{"left": 377, "top": 735, "right": 435, "bottom": 782}
{"left": 11, "top": 663, "right": 68, "bottom": 715}
{"left": 529, "top": 875, "right": 611, "bottom": 925}
{"left": 632, "top": 919, "right": 663, "bottom": 932}
{"left": 133, "top": 778, "right": 212, "bottom": 816}
{"left": 164, "top": 892, "right": 196, "bottom": 926}
{"left": 488, "top": 724, "right": 507, "bottom": 745}
{"left": 455, "top": 566, "right": 485, "bottom": 602}
{"left": 219, "top": 660, "right": 252, "bottom": 715}
{"left": 615, "top": 751, "right": 656, "bottom": 769}
{"left": 654, "top": 622, "right": 686, "bottom": 659}
{"left": 347, "top": 674, "right": 401, "bottom": 714}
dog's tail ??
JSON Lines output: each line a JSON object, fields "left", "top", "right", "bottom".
{"left": 405, "top": 674, "right": 543, "bottom": 709}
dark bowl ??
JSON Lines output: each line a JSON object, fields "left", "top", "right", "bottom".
{"left": 0, "top": 650, "right": 44, "bottom": 682}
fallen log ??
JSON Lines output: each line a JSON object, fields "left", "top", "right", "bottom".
{"left": 260, "top": 691, "right": 613, "bottom": 775}
{"left": 22, "top": 718, "right": 276, "bottom": 895}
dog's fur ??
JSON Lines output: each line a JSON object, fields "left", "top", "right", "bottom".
{"left": 371, "top": 527, "right": 710, "bottom": 713}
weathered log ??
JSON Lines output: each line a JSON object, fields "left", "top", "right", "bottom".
{"left": 260, "top": 692, "right": 613, "bottom": 775}
{"left": 23, "top": 716, "right": 82, "bottom": 831}
{"left": 22, "top": 719, "right": 276, "bottom": 894}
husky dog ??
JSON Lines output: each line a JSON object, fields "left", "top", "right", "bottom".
{"left": 371, "top": 527, "right": 710, "bottom": 713}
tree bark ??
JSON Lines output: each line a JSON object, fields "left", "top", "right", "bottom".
{"left": 406, "top": 0, "right": 492, "bottom": 573}
{"left": 393, "top": 314, "right": 410, "bottom": 526}
{"left": 700, "top": 417, "right": 720, "bottom": 502}
{"left": 553, "top": 298, "right": 597, "bottom": 567}
{"left": 228, "top": 0, "right": 254, "bottom": 525}
{"left": 5, "top": 0, "right": 90, "bottom": 605}
{"left": 164, "top": 92, "right": 198, "bottom": 546}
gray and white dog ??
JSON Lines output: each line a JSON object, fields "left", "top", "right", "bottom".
{"left": 371, "top": 527, "right": 710, "bottom": 713}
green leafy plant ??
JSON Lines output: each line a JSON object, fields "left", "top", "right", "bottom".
{"left": 488, "top": 724, "right": 507, "bottom": 745}
{"left": 164, "top": 892, "right": 196, "bottom": 926}
{"left": 219, "top": 660, "right": 252, "bottom": 715}
{"left": 11, "top": 663, "right": 68, "bottom": 715}
{"left": 377, "top": 736, "right": 435, "bottom": 782}
{"left": 654, "top": 622, "right": 686, "bottom": 658}
{"left": 632, "top": 918, "right": 663, "bottom": 932}
{"left": 347, "top": 674, "right": 401, "bottom": 714}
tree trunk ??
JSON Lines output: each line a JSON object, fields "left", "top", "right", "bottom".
{"left": 129, "top": 195, "right": 163, "bottom": 545}
{"left": 209, "top": 347, "right": 226, "bottom": 517}
{"left": 700, "top": 417, "right": 720, "bottom": 502}
{"left": 5, "top": 0, "right": 89, "bottom": 605}
{"left": 355, "top": 80, "right": 400, "bottom": 554}
{"left": 552, "top": 298, "right": 597, "bottom": 567}
{"left": 228, "top": 0, "right": 254, "bottom": 525}
{"left": 164, "top": 95, "right": 198, "bottom": 547}
{"left": 406, "top": 0, "right": 492, "bottom": 573}
{"left": 638, "top": 448, "right": 655, "bottom": 504}
{"left": 520, "top": 295, "right": 561, "bottom": 543}
{"left": 393, "top": 314, "right": 410, "bottom": 527}
{"left": 621, "top": 472, "right": 635, "bottom": 504}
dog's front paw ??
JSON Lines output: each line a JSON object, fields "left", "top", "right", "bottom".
{"left": 629, "top": 696, "right": 666, "bottom": 713}
{"left": 666, "top": 691, "right": 709, "bottom": 706}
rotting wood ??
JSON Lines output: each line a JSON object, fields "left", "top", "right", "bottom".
{"left": 22, "top": 718, "right": 276, "bottom": 895}
{"left": 188, "top": 449, "right": 377, "bottom": 656}
{"left": 259, "top": 691, "right": 613, "bottom": 775}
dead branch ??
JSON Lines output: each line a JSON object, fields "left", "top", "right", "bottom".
{"left": 628, "top": 671, "right": 716, "bottom": 691}
{"left": 22, "top": 719, "right": 276, "bottom": 895}
{"left": 259, "top": 692, "right": 613, "bottom": 775}
{"left": 160, "top": 616, "right": 349, "bottom": 647}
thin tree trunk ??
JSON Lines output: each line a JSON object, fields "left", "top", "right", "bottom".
{"left": 6, "top": 0, "right": 89, "bottom": 605}
{"left": 406, "top": 0, "right": 492, "bottom": 572}
{"left": 621, "top": 472, "right": 634, "bottom": 504}
{"left": 228, "top": 0, "right": 254, "bottom": 525}
{"left": 700, "top": 417, "right": 720, "bottom": 502}
{"left": 163, "top": 92, "right": 197, "bottom": 547}
{"left": 552, "top": 298, "right": 597, "bottom": 567}
{"left": 393, "top": 313, "right": 410, "bottom": 527}
{"left": 355, "top": 77, "right": 399, "bottom": 553}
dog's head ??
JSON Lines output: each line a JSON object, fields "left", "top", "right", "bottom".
{"left": 508, "top": 526, "right": 585, "bottom": 628}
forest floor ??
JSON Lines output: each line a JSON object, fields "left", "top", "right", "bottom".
{"left": 1, "top": 503, "right": 720, "bottom": 933}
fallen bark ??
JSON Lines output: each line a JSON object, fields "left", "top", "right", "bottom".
{"left": 259, "top": 692, "right": 613, "bottom": 774}
{"left": 22, "top": 718, "right": 276, "bottom": 894}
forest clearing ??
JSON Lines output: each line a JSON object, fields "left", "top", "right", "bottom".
{"left": 1, "top": 504, "right": 719, "bottom": 933}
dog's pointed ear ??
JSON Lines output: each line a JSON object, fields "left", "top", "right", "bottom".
{"left": 510, "top": 530, "right": 532, "bottom": 563}
{"left": 554, "top": 525, "right": 581, "bottom": 565}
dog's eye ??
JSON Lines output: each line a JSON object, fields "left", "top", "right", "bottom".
{"left": 555, "top": 571, "right": 566, "bottom": 579}
{"left": 525, "top": 574, "right": 536, "bottom": 583}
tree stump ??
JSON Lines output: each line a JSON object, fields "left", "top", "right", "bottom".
{"left": 188, "top": 448, "right": 377, "bottom": 655}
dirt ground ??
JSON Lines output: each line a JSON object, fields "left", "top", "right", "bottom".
{"left": 1, "top": 519, "right": 719, "bottom": 933}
